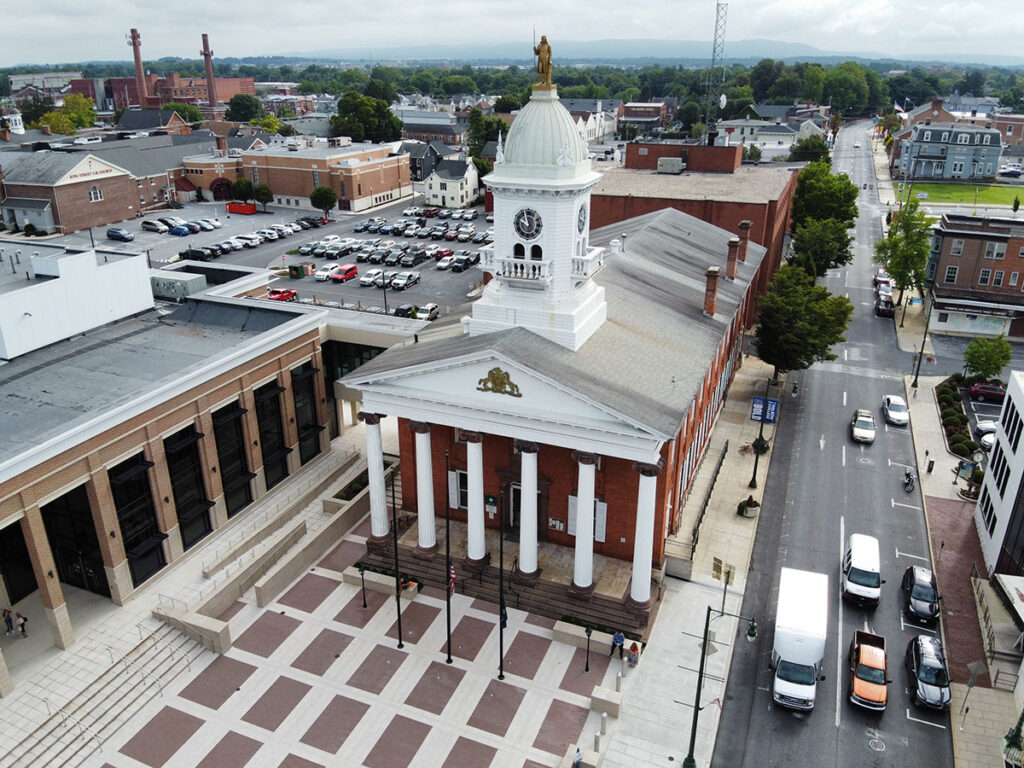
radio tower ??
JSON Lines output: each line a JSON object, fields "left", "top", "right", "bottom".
{"left": 703, "top": 0, "right": 728, "bottom": 146}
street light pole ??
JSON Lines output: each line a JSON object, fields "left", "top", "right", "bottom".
{"left": 444, "top": 450, "right": 453, "bottom": 664}
{"left": 584, "top": 626, "right": 592, "bottom": 673}
{"left": 498, "top": 493, "right": 506, "bottom": 681}
{"left": 911, "top": 292, "right": 933, "bottom": 388}
{"left": 390, "top": 468, "right": 403, "bottom": 649}
{"left": 749, "top": 377, "right": 771, "bottom": 489}
{"left": 682, "top": 605, "right": 758, "bottom": 768}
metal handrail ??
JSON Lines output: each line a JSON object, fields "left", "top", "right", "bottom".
{"left": 56, "top": 708, "right": 103, "bottom": 753}
{"left": 690, "top": 439, "right": 730, "bottom": 554}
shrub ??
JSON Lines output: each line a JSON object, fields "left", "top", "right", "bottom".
{"left": 957, "top": 414, "right": 970, "bottom": 426}
{"left": 952, "top": 443, "right": 971, "bottom": 457}
{"left": 950, "top": 391, "right": 962, "bottom": 402}
{"left": 35, "top": 229, "right": 48, "bottom": 236}
{"left": 950, "top": 372, "right": 964, "bottom": 384}
{"left": 973, "top": 469, "right": 985, "bottom": 485}
{"left": 23, "top": 223, "right": 36, "bottom": 236}
{"left": 942, "top": 417, "right": 960, "bottom": 429}
{"left": 944, "top": 424, "right": 961, "bottom": 436}
{"left": 963, "top": 439, "right": 978, "bottom": 452}
{"left": 941, "top": 408, "right": 960, "bottom": 420}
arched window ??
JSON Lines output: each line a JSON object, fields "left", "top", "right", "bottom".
{"left": 89, "top": 185, "right": 103, "bottom": 202}
{"left": 513, "top": 243, "right": 525, "bottom": 259}
{"left": 531, "top": 244, "right": 543, "bottom": 261}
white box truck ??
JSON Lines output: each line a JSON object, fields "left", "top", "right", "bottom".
{"left": 772, "top": 567, "right": 828, "bottom": 711}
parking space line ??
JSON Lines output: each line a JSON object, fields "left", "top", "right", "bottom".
{"left": 900, "top": 615, "right": 937, "bottom": 633}
{"left": 894, "top": 548, "right": 928, "bottom": 561}
{"left": 892, "top": 500, "right": 921, "bottom": 511}
{"left": 906, "top": 709, "right": 946, "bottom": 729}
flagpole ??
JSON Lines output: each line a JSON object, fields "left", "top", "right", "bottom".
{"left": 445, "top": 450, "right": 453, "bottom": 664}
{"left": 391, "top": 469, "right": 403, "bottom": 649}
{"left": 498, "top": 491, "right": 506, "bottom": 681}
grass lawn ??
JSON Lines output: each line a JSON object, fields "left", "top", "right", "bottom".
{"left": 902, "top": 182, "right": 1022, "bottom": 207}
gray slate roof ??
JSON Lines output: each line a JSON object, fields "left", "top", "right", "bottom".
{"left": 0, "top": 151, "right": 126, "bottom": 185}
{"left": 116, "top": 110, "right": 183, "bottom": 131}
{"left": 0, "top": 197, "right": 51, "bottom": 210}
{"left": 401, "top": 141, "right": 429, "bottom": 159}
{"left": 345, "top": 207, "right": 765, "bottom": 437}
{"left": 433, "top": 158, "right": 471, "bottom": 181}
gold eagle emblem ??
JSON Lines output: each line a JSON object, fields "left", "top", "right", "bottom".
{"left": 476, "top": 367, "right": 522, "bottom": 398}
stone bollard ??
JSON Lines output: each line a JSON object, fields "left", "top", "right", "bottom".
{"left": 601, "top": 712, "right": 608, "bottom": 735}
{"left": 616, "top": 672, "right": 622, "bottom": 692}
{"left": 594, "top": 732, "right": 601, "bottom": 752}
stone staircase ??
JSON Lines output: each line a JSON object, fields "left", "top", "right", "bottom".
{"left": 359, "top": 538, "right": 659, "bottom": 639}
{"left": 1, "top": 624, "right": 206, "bottom": 768}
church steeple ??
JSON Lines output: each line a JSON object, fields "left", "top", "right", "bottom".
{"left": 467, "top": 38, "right": 608, "bottom": 352}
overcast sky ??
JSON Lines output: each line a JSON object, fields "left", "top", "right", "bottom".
{"left": 3, "top": 0, "right": 1015, "bottom": 67}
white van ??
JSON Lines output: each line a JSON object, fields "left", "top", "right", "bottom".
{"left": 841, "top": 534, "right": 884, "bottom": 607}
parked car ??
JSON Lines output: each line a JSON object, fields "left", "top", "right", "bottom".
{"left": 423, "top": 207, "right": 440, "bottom": 217}
{"left": 905, "top": 635, "right": 951, "bottom": 710}
{"left": 298, "top": 241, "right": 319, "bottom": 255}
{"left": 874, "top": 296, "right": 895, "bottom": 317}
{"left": 900, "top": 566, "right": 940, "bottom": 626}
{"left": 269, "top": 224, "right": 292, "bottom": 237}
{"left": 315, "top": 264, "right": 344, "bottom": 281}
{"left": 158, "top": 216, "right": 186, "bottom": 229}
{"left": 367, "top": 221, "right": 385, "bottom": 233}
{"left": 401, "top": 251, "right": 428, "bottom": 267}
{"left": 390, "top": 271, "right": 421, "bottom": 290}
{"left": 299, "top": 216, "right": 323, "bottom": 228}
{"left": 323, "top": 245, "right": 344, "bottom": 260}
{"left": 168, "top": 225, "right": 190, "bottom": 236}
{"left": 402, "top": 206, "right": 421, "bottom": 216}
{"left": 106, "top": 227, "right": 134, "bottom": 242}
{"left": 875, "top": 283, "right": 892, "bottom": 299}
{"left": 437, "top": 255, "right": 455, "bottom": 270}
{"left": 204, "top": 243, "right": 226, "bottom": 256}
{"left": 435, "top": 247, "right": 454, "bottom": 259}
{"left": 178, "top": 248, "right": 210, "bottom": 261}
{"left": 360, "top": 268, "right": 383, "bottom": 287}
{"left": 485, "top": 212, "right": 494, "bottom": 223}
{"left": 472, "top": 232, "right": 488, "bottom": 244}
{"left": 194, "top": 220, "right": 216, "bottom": 232}
{"left": 881, "top": 395, "right": 909, "bottom": 426}
{"left": 384, "top": 250, "right": 403, "bottom": 266}
{"left": 234, "top": 234, "right": 262, "bottom": 247}
{"left": 969, "top": 381, "right": 1006, "bottom": 402}
{"left": 313, "top": 243, "right": 331, "bottom": 257}
{"left": 873, "top": 269, "right": 891, "bottom": 287}
{"left": 141, "top": 219, "right": 168, "bottom": 233}
{"left": 267, "top": 287, "right": 297, "bottom": 301}
{"left": 975, "top": 419, "right": 999, "bottom": 437}
{"left": 294, "top": 219, "right": 312, "bottom": 230}
{"left": 375, "top": 270, "right": 400, "bottom": 288}
{"left": 368, "top": 249, "right": 388, "bottom": 264}
{"left": 319, "top": 235, "right": 340, "bottom": 246}
{"left": 463, "top": 210, "right": 479, "bottom": 220}
{"left": 850, "top": 409, "right": 876, "bottom": 444}
{"left": 394, "top": 302, "right": 438, "bottom": 319}
{"left": 257, "top": 229, "right": 280, "bottom": 241}
{"left": 183, "top": 221, "right": 205, "bottom": 233}
{"left": 355, "top": 248, "right": 374, "bottom": 263}
{"left": 353, "top": 221, "right": 371, "bottom": 233}
{"left": 219, "top": 240, "right": 243, "bottom": 252}
{"left": 330, "top": 264, "right": 358, "bottom": 283}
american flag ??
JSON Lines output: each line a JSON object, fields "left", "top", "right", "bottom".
{"left": 448, "top": 558, "right": 456, "bottom": 594}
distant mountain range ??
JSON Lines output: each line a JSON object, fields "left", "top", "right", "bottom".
{"left": 284, "top": 38, "right": 1024, "bottom": 68}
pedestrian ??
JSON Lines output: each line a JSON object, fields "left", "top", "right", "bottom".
{"left": 2, "top": 609, "right": 11, "bottom": 636}
{"left": 15, "top": 613, "right": 26, "bottom": 639}
{"left": 610, "top": 629, "right": 625, "bottom": 658}
{"left": 627, "top": 642, "right": 640, "bottom": 668}
{"left": 572, "top": 746, "right": 583, "bottom": 767}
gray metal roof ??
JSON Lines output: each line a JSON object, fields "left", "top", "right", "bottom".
{"left": 116, "top": 110, "right": 183, "bottom": 131}
{"left": 344, "top": 207, "right": 765, "bottom": 436}
{"left": 0, "top": 300, "right": 302, "bottom": 470}
{"left": 432, "top": 158, "right": 471, "bottom": 181}
{"left": 0, "top": 197, "right": 51, "bottom": 210}
{"left": 0, "top": 152, "right": 128, "bottom": 185}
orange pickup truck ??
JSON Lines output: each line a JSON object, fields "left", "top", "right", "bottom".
{"left": 848, "top": 630, "right": 890, "bottom": 710}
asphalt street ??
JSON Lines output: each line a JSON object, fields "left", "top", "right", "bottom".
{"left": 712, "top": 121, "right": 955, "bottom": 768}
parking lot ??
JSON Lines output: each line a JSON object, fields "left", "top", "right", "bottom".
{"left": 49, "top": 197, "right": 492, "bottom": 319}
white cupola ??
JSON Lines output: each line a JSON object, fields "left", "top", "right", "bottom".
{"left": 467, "top": 66, "right": 608, "bottom": 352}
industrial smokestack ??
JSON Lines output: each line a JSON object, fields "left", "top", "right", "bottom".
{"left": 129, "top": 28, "right": 147, "bottom": 105}
{"left": 201, "top": 34, "right": 219, "bottom": 109}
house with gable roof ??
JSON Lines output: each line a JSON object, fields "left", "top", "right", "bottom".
{"left": 423, "top": 158, "right": 479, "bottom": 208}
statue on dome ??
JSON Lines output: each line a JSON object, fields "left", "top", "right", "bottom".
{"left": 495, "top": 131, "right": 505, "bottom": 164}
{"left": 534, "top": 35, "right": 552, "bottom": 87}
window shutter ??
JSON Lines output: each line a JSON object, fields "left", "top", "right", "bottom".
{"left": 595, "top": 501, "right": 607, "bottom": 543}
{"left": 567, "top": 495, "right": 577, "bottom": 536}
{"left": 447, "top": 471, "right": 459, "bottom": 509}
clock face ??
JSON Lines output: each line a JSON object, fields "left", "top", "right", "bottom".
{"left": 577, "top": 205, "right": 587, "bottom": 234}
{"left": 514, "top": 208, "right": 543, "bottom": 240}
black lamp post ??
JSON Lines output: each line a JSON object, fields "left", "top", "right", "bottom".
{"left": 584, "top": 626, "right": 592, "bottom": 673}
{"left": 498, "top": 493, "right": 506, "bottom": 681}
{"left": 390, "top": 467, "right": 403, "bottom": 649}
{"left": 381, "top": 276, "right": 389, "bottom": 315}
{"left": 749, "top": 377, "right": 772, "bottom": 489}
{"left": 444, "top": 450, "right": 453, "bottom": 665}
{"left": 911, "top": 292, "right": 933, "bottom": 389}
{"left": 358, "top": 563, "right": 367, "bottom": 609}
{"left": 682, "top": 605, "right": 758, "bottom": 768}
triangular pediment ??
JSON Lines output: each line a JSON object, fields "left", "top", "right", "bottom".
{"left": 350, "top": 350, "right": 665, "bottom": 444}
{"left": 54, "top": 155, "right": 130, "bottom": 187}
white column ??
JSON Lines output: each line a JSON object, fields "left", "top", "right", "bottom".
{"left": 359, "top": 412, "right": 389, "bottom": 539}
{"left": 630, "top": 461, "right": 662, "bottom": 604}
{"left": 572, "top": 451, "right": 597, "bottom": 590}
{"left": 411, "top": 422, "right": 436, "bottom": 551}
{"left": 465, "top": 432, "right": 486, "bottom": 561}
{"left": 518, "top": 441, "right": 539, "bottom": 574}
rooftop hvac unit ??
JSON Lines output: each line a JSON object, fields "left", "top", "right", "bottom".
{"left": 150, "top": 270, "right": 207, "bottom": 300}
{"left": 657, "top": 157, "right": 685, "bottom": 174}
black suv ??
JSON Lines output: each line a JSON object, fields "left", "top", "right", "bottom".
{"left": 874, "top": 296, "right": 895, "bottom": 317}
{"left": 900, "top": 566, "right": 939, "bottom": 625}
{"left": 106, "top": 227, "right": 135, "bottom": 242}
{"left": 905, "top": 635, "right": 951, "bottom": 710}
{"left": 178, "top": 248, "right": 210, "bottom": 261}
{"left": 401, "top": 251, "right": 427, "bottom": 267}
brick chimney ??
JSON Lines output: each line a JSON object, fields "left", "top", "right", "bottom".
{"left": 0, "top": 128, "right": 9, "bottom": 142}
{"left": 704, "top": 266, "right": 721, "bottom": 317}
{"left": 726, "top": 237, "right": 740, "bottom": 279}
{"left": 215, "top": 135, "right": 227, "bottom": 152}
{"left": 201, "top": 34, "right": 219, "bottom": 108}
{"left": 737, "top": 220, "right": 752, "bottom": 262}
{"left": 129, "top": 28, "right": 148, "bottom": 105}
{"left": 39, "top": 124, "right": 51, "bottom": 136}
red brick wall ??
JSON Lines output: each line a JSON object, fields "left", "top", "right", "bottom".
{"left": 624, "top": 143, "right": 741, "bottom": 173}
{"left": 3, "top": 176, "right": 136, "bottom": 234}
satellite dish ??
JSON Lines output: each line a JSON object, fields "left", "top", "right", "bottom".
{"left": 719, "top": 94, "right": 727, "bottom": 109}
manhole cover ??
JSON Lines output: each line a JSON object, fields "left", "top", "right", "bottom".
{"left": 869, "top": 738, "right": 885, "bottom": 752}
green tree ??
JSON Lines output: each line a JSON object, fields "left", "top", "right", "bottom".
{"left": 251, "top": 114, "right": 282, "bottom": 133}
{"left": 743, "top": 144, "right": 762, "bottom": 163}
{"left": 60, "top": 93, "right": 97, "bottom": 128}
{"left": 329, "top": 91, "right": 402, "bottom": 142}
{"left": 253, "top": 183, "right": 274, "bottom": 213}
{"left": 163, "top": 101, "right": 202, "bottom": 123}
{"left": 791, "top": 218, "right": 854, "bottom": 277}
{"left": 880, "top": 113, "right": 901, "bottom": 137}
{"left": 963, "top": 335, "right": 1012, "bottom": 381}
{"left": 676, "top": 101, "right": 702, "bottom": 129}
{"left": 788, "top": 135, "right": 831, "bottom": 163}
{"left": 873, "top": 200, "right": 931, "bottom": 303}
{"left": 466, "top": 108, "right": 509, "bottom": 159}
{"left": 409, "top": 71, "right": 438, "bottom": 95}
{"left": 32, "top": 110, "right": 75, "bottom": 135}
{"left": 364, "top": 78, "right": 397, "bottom": 104}
{"left": 798, "top": 63, "right": 825, "bottom": 103}
{"left": 493, "top": 95, "right": 522, "bottom": 113}
{"left": 232, "top": 177, "right": 254, "bottom": 203}
{"left": 18, "top": 94, "right": 55, "bottom": 125}
{"left": 1014, "top": 195, "right": 1020, "bottom": 213}
{"left": 822, "top": 62, "right": 869, "bottom": 113}
{"left": 755, "top": 264, "right": 854, "bottom": 379}
{"left": 689, "top": 121, "right": 706, "bottom": 141}
{"left": 309, "top": 186, "right": 338, "bottom": 217}
{"left": 791, "top": 160, "right": 859, "bottom": 232}
{"left": 225, "top": 94, "right": 264, "bottom": 122}
{"left": 441, "top": 75, "right": 478, "bottom": 95}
